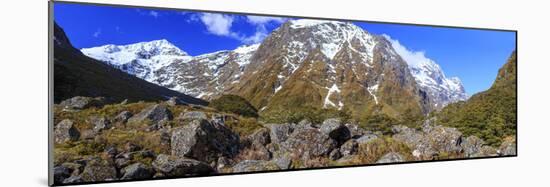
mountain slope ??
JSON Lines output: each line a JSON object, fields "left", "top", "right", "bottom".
{"left": 53, "top": 22, "right": 207, "bottom": 105}
{"left": 81, "top": 41, "right": 259, "bottom": 100}
{"left": 221, "top": 20, "right": 428, "bottom": 121}
{"left": 79, "top": 19, "right": 471, "bottom": 121}
{"left": 383, "top": 35, "right": 468, "bottom": 110}
{"left": 436, "top": 51, "right": 516, "bottom": 146}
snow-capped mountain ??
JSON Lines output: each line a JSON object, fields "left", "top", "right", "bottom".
{"left": 81, "top": 39, "right": 193, "bottom": 82}
{"left": 81, "top": 40, "right": 259, "bottom": 100}
{"left": 81, "top": 19, "right": 467, "bottom": 115}
{"left": 383, "top": 35, "right": 468, "bottom": 109}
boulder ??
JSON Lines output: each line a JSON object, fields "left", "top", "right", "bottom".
{"left": 345, "top": 123, "right": 365, "bottom": 138}
{"left": 391, "top": 125, "right": 425, "bottom": 147}
{"left": 53, "top": 166, "right": 72, "bottom": 184}
{"left": 265, "top": 123, "right": 293, "bottom": 143}
{"left": 80, "top": 158, "right": 118, "bottom": 182}
{"left": 426, "top": 125, "right": 464, "bottom": 153}
{"left": 295, "top": 119, "right": 315, "bottom": 130}
{"left": 474, "top": 146, "right": 499, "bottom": 157}
{"left": 247, "top": 128, "right": 271, "bottom": 146}
{"left": 165, "top": 97, "right": 180, "bottom": 106}
{"left": 280, "top": 128, "right": 337, "bottom": 160}
{"left": 239, "top": 143, "right": 272, "bottom": 161}
{"left": 320, "top": 118, "right": 351, "bottom": 144}
{"left": 54, "top": 119, "right": 80, "bottom": 143}
{"left": 124, "top": 142, "right": 142, "bottom": 152}
{"left": 104, "top": 146, "right": 119, "bottom": 159}
{"left": 152, "top": 154, "right": 214, "bottom": 177}
{"left": 61, "top": 162, "right": 84, "bottom": 176}
{"left": 121, "top": 163, "right": 154, "bottom": 180}
{"left": 113, "top": 111, "right": 133, "bottom": 124}
{"left": 461, "top": 136, "right": 485, "bottom": 157}
{"left": 231, "top": 160, "right": 280, "bottom": 173}
{"left": 499, "top": 138, "right": 517, "bottom": 156}
{"left": 376, "top": 152, "right": 404, "bottom": 164}
{"left": 211, "top": 113, "right": 235, "bottom": 125}
{"left": 178, "top": 111, "right": 208, "bottom": 121}
{"left": 128, "top": 104, "right": 173, "bottom": 126}
{"left": 171, "top": 119, "right": 239, "bottom": 162}
{"left": 59, "top": 96, "right": 107, "bottom": 110}
{"left": 272, "top": 153, "right": 292, "bottom": 170}
{"left": 62, "top": 175, "right": 83, "bottom": 184}
{"left": 89, "top": 116, "right": 111, "bottom": 132}
{"left": 216, "top": 157, "right": 231, "bottom": 171}
{"left": 392, "top": 125, "right": 463, "bottom": 159}
{"left": 329, "top": 148, "right": 341, "bottom": 160}
{"left": 340, "top": 139, "right": 358, "bottom": 157}
{"left": 356, "top": 133, "right": 379, "bottom": 144}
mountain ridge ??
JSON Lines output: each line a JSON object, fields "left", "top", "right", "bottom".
{"left": 53, "top": 22, "right": 207, "bottom": 105}
{"left": 80, "top": 19, "right": 469, "bottom": 117}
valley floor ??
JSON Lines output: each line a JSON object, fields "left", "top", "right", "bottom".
{"left": 52, "top": 96, "right": 516, "bottom": 185}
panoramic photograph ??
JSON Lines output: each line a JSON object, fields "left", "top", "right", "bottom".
{"left": 52, "top": 2, "right": 517, "bottom": 185}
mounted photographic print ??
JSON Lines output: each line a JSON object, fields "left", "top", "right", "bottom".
{"left": 49, "top": 1, "right": 517, "bottom": 186}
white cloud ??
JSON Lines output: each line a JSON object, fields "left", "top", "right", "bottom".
{"left": 241, "top": 26, "right": 268, "bottom": 44}
{"left": 149, "top": 11, "right": 159, "bottom": 18}
{"left": 382, "top": 34, "right": 430, "bottom": 67}
{"left": 246, "top": 15, "right": 287, "bottom": 25}
{"left": 93, "top": 28, "right": 101, "bottom": 38}
{"left": 199, "top": 13, "right": 235, "bottom": 36}
{"left": 195, "top": 13, "right": 288, "bottom": 44}
{"left": 135, "top": 9, "right": 160, "bottom": 18}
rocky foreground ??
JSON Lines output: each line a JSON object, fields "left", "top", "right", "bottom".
{"left": 53, "top": 96, "right": 516, "bottom": 185}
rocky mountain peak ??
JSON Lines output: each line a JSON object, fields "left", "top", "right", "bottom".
{"left": 383, "top": 35, "right": 468, "bottom": 109}
{"left": 266, "top": 19, "right": 377, "bottom": 61}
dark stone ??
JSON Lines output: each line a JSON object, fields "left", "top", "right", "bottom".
{"left": 152, "top": 154, "right": 214, "bottom": 177}
{"left": 54, "top": 119, "right": 80, "bottom": 143}
{"left": 80, "top": 158, "right": 117, "bottom": 182}
{"left": 171, "top": 119, "right": 239, "bottom": 163}
{"left": 121, "top": 163, "right": 154, "bottom": 180}
{"left": 320, "top": 118, "right": 351, "bottom": 144}
{"left": 376, "top": 152, "right": 404, "bottom": 164}
{"left": 59, "top": 96, "right": 107, "bottom": 111}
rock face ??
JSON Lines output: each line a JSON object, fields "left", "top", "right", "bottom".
{"left": 80, "top": 159, "right": 118, "bottom": 182}
{"left": 171, "top": 119, "right": 240, "bottom": 162}
{"left": 280, "top": 127, "right": 337, "bottom": 160}
{"left": 59, "top": 96, "right": 106, "bottom": 110}
{"left": 499, "top": 138, "right": 517, "bottom": 156}
{"left": 248, "top": 128, "right": 271, "bottom": 146}
{"left": 152, "top": 154, "right": 214, "bottom": 177}
{"left": 232, "top": 160, "right": 280, "bottom": 173}
{"left": 426, "top": 125, "right": 463, "bottom": 153}
{"left": 340, "top": 139, "right": 359, "bottom": 157}
{"left": 392, "top": 121, "right": 466, "bottom": 159}
{"left": 376, "top": 152, "right": 404, "bottom": 163}
{"left": 461, "top": 136, "right": 485, "bottom": 157}
{"left": 356, "top": 133, "right": 379, "bottom": 144}
{"left": 266, "top": 123, "right": 293, "bottom": 144}
{"left": 53, "top": 166, "right": 72, "bottom": 184}
{"left": 320, "top": 118, "right": 351, "bottom": 144}
{"left": 128, "top": 104, "right": 173, "bottom": 126}
{"left": 121, "top": 163, "right": 154, "bottom": 180}
{"left": 89, "top": 116, "right": 111, "bottom": 132}
{"left": 54, "top": 119, "right": 80, "bottom": 143}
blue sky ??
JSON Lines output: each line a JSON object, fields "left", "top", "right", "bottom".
{"left": 54, "top": 2, "right": 515, "bottom": 95}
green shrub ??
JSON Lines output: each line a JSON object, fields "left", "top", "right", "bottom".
{"left": 261, "top": 106, "right": 350, "bottom": 124}
{"left": 209, "top": 95, "right": 258, "bottom": 118}
{"left": 225, "top": 117, "right": 264, "bottom": 136}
